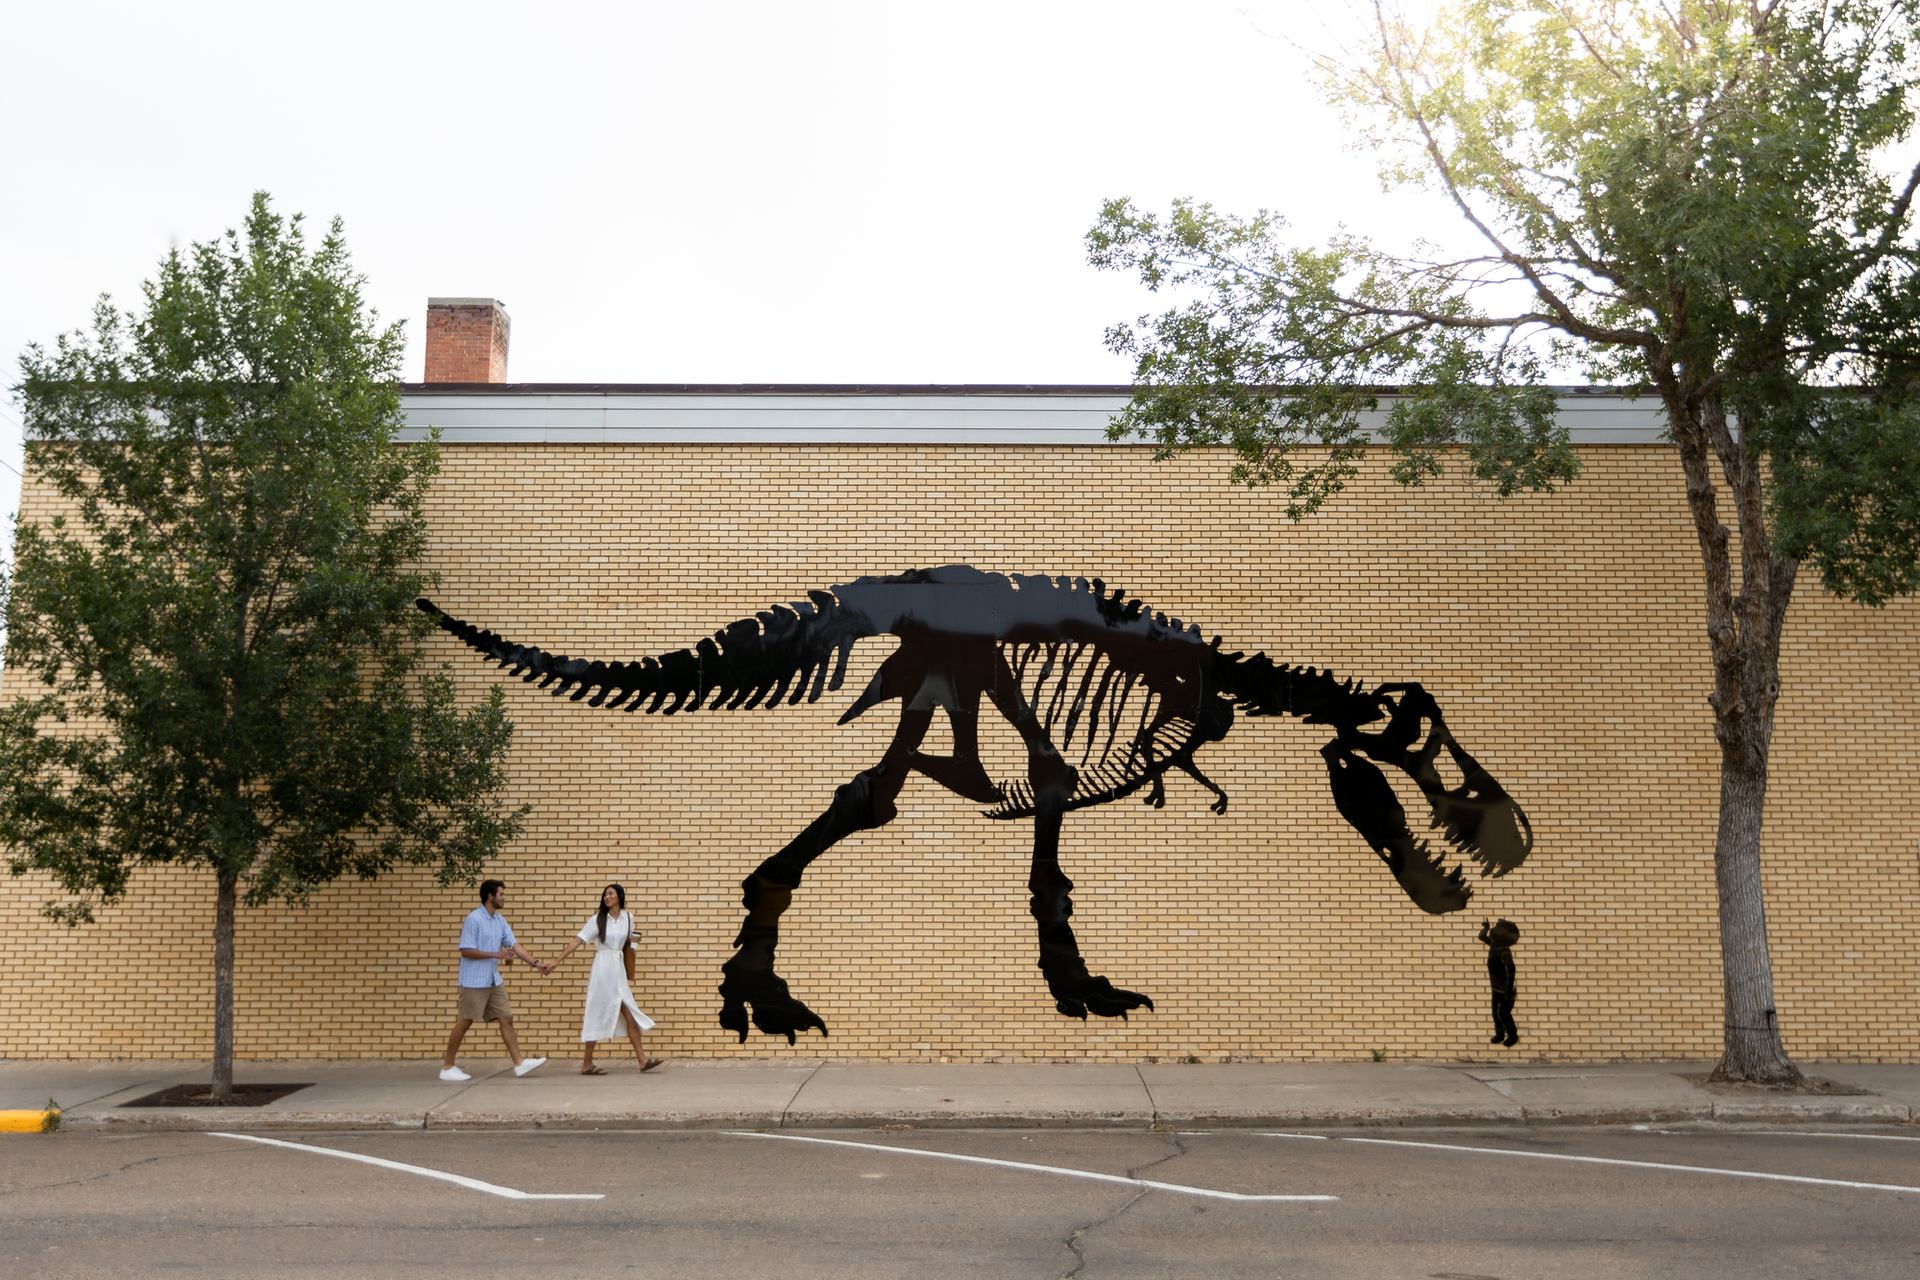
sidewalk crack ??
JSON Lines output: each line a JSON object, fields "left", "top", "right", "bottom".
{"left": 1442, "top": 1064, "right": 1520, "bottom": 1100}
{"left": 777, "top": 1061, "right": 826, "bottom": 1128}
{"left": 423, "top": 1064, "right": 514, "bottom": 1129}
{"left": 1134, "top": 1063, "right": 1161, "bottom": 1127}
{"left": 54, "top": 1076, "right": 173, "bottom": 1112}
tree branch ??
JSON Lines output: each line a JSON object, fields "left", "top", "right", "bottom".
{"left": 1369, "top": 2, "right": 1660, "bottom": 352}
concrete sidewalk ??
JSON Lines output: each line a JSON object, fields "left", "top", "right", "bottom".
{"left": 6, "top": 1057, "right": 1918, "bottom": 1133}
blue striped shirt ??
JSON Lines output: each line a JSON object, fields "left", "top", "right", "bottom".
{"left": 458, "top": 906, "right": 518, "bottom": 989}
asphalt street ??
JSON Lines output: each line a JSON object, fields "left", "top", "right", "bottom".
{"left": 4, "top": 1126, "right": 1918, "bottom": 1278}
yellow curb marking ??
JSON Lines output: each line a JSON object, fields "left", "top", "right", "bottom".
{"left": 0, "top": 1109, "right": 60, "bottom": 1133}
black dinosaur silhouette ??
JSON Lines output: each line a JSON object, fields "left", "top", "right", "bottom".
{"left": 419, "top": 565, "right": 1532, "bottom": 1043}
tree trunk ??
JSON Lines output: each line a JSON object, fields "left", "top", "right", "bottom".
{"left": 1707, "top": 745, "right": 1802, "bottom": 1085}
{"left": 1660, "top": 384, "right": 1803, "bottom": 1085}
{"left": 209, "top": 867, "right": 238, "bottom": 1102}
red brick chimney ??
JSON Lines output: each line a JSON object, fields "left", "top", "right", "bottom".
{"left": 424, "top": 298, "right": 511, "bottom": 383}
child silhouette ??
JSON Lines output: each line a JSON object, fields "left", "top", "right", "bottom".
{"left": 1478, "top": 918, "right": 1520, "bottom": 1047}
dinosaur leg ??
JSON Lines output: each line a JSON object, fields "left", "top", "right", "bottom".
{"left": 719, "top": 706, "right": 932, "bottom": 1044}
{"left": 1028, "top": 790, "right": 1155, "bottom": 1020}
{"left": 908, "top": 690, "right": 1002, "bottom": 804}
{"left": 990, "top": 656, "right": 1152, "bottom": 1021}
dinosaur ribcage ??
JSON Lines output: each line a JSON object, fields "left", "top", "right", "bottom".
{"left": 987, "top": 641, "right": 1210, "bottom": 818}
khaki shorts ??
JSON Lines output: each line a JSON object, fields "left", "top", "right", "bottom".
{"left": 458, "top": 985, "right": 512, "bottom": 1023}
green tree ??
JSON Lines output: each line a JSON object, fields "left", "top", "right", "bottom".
{"left": 1, "top": 194, "right": 527, "bottom": 1099}
{"left": 1089, "top": 0, "right": 1920, "bottom": 1083}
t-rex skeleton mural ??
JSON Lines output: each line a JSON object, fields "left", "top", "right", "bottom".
{"left": 419, "top": 565, "right": 1532, "bottom": 1043}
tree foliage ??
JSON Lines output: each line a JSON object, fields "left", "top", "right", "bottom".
{"left": 1089, "top": 198, "right": 1581, "bottom": 518}
{"left": 1, "top": 194, "right": 526, "bottom": 1090}
{"left": 1090, "top": 0, "right": 1920, "bottom": 1082}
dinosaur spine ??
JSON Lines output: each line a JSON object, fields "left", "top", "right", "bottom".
{"left": 1210, "top": 649, "right": 1378, "bottom": 724}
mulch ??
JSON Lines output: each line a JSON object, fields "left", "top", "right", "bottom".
{"left": 121, "top": 1082, "right": 314, "bottom": 1108}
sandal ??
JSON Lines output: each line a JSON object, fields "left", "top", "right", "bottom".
{"left": 579, "top": 1065, "right": 607, "bottom": 1076}
{"left": 640, "top": 1058, "right": 664, "bottom": 1073}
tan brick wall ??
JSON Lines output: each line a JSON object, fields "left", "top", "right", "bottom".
{"left": 2, "top": 441, "right": 1915, "bottom": 1063}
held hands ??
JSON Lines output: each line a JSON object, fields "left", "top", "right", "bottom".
{"left": 497, "top": 948, "right": 556, "bottom": 974}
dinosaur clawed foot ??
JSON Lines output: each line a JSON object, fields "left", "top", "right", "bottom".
{"left": 1049, "top": 974, "right": 1154, "bottom": 1021}
{"left": 717, "top": 972, "right": 829, "bottom": 1045}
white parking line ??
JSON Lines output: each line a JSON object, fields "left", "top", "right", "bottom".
{"left": 209, "top": 1132, "right": 603, "bottom": 1201}
{"left": 1760, "top": 1131, "right": 1920, "bottom": 1143}
{"left": 1260, "top": 1132, "right": 1920, "bottom": 1196}
{"left": 727, "top": 1131, "right": 1336, "bottom": 1203}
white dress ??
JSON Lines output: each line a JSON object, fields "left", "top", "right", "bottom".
{"left": 576, "top": 912, "right": 655, "bottom": 1041}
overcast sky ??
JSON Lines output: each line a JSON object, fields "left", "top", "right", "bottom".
{"left": 1, "top": 0, "right": 1458, "bottom": 548}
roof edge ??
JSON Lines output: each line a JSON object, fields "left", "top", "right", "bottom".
{"left": 398, "top": 381, "right": 1658, "bottom": 397}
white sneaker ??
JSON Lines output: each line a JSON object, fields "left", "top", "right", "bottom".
{"left": 513, "top": 1056, "right": 547, "bottom": 1077}
{"left": 438, "top": 1066, "right": 471, "bottom": 1082}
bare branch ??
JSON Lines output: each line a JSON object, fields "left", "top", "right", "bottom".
{"left": 1848, "top": 158, "right": 1920, "bottom": 280}
{"left": 1327, "top": 291, "right": 1597, "bottom": 334}
{"left": 1545, "top": 1, "right": 1627, "bottom": 79}
{"left": 1369, "top": 3, "right": 1660, "bottom": 352}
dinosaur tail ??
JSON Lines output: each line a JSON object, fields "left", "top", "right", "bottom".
{"left": 415, "top": 593, "right": 877, "bottom": 714}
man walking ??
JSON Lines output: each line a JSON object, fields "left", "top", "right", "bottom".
{"left": 440, "top": 879, "right": 548, "bottom": 1081}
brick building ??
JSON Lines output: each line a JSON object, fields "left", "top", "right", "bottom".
{"left": 2, "top": 299, "right": 1915, "bottom": 1063}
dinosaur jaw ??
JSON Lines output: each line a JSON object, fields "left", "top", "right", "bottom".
{"left": 1382, "top": 835, "right": 1474, "bottom": 915}
{"left": 1431, "top": 786, "right": 1533, "bottom": 879}
{"left": 1322, "top": 743, "right": 1533, "bottom": 915}
{"left": 1380, "top": 779, "right": 1533, "bottom": 915}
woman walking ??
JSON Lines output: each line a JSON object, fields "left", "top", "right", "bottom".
{"left": 543, "top": 884, "right": 662, "bottom": 1074}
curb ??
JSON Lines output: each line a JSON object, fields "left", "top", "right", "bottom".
{"left": 62, "top": 1110, "right": 429, "bottom": 1133}
{"left": 0, "top": 1108, "right": 61, "bottom": 1133}
{"left": 48, "top": 1103, "right": 1918, "bottom": 1133}
{"left": 1708, "top": 1099, "right": 1912, "bottom": 1124}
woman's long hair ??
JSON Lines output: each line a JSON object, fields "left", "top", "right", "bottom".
{"left": 596, "top": 883, "right": 627, "bottom": 943}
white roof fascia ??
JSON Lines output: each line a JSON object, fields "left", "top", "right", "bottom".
{"left": 394, "top": 389, "right": 1672, "bottom": 446}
